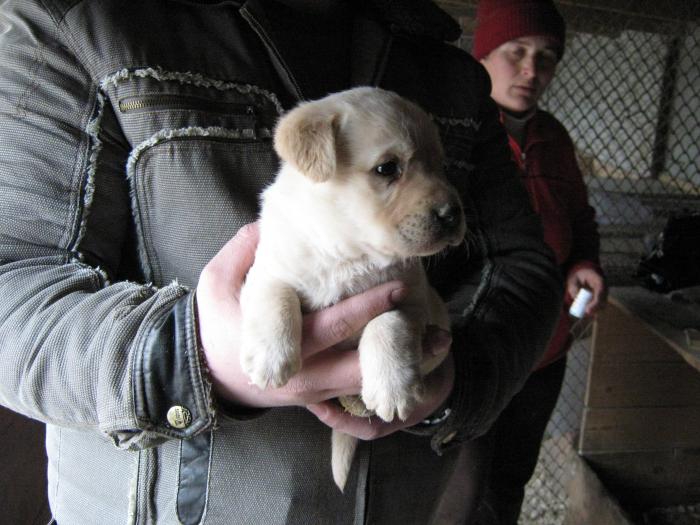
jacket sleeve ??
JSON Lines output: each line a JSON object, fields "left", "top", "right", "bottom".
{"left": 0, "top": 0, "right": 214, "bottom": 449}
{"left": 427, "top": 68, "right": 563, "bottom": 452}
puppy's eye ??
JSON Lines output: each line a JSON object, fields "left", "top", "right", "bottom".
{"left": 374, "top": 161, "right": 401, "bottom": 178}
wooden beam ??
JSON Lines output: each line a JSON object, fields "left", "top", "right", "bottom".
{"left": 436, "top": 0, "right": 696, "bottom": 36}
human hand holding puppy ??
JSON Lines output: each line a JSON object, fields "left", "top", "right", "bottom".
{"left": 196, "top": 222, "right": 454, "bottom": 433}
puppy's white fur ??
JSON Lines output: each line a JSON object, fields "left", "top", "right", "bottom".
{"left": 240, "top": 87, "right": 466, "bottom": 490}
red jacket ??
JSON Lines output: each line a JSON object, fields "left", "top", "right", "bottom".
{"left": 506, "top": 110, "right": 602, "bottom": 368}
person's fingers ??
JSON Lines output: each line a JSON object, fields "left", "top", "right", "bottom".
{"left": 587, "top": 289, "right": 601, "bottom": 314}
{"left": 281, "top": 349, "right": 362, "bottom": 400}
{"left": 230, "top": 223, "right": 260, "bottom": 276}
{"left": 300, "top": 281, "right": 408, "bottom": 358}
{"left": 586, "top": 276, "right": 607, "bottom": 316}
{"left": 213, "top": 223, "right": 260, "bottom": 289}
{"left": 281, "top": 325, "right": 451, "bottom": 406}
{"left": 306, "top": 401, "right": 397, "bottom": 441}
{"left": 566, "top": 267, "right": 609, "bottom": 317}
{"left": 196, "top": 224, "right": 260, "bottom": 403}
{"left": 307, "top": 355, "right": 454, "bottom": 440}
{"left": 285, "top": 327, "right": 452, "bottom": 405}
{"left": 307, "top": 392, "right": 442, "bottom": 440}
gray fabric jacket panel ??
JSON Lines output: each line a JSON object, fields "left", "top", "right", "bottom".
{"left": 0, "top": 0, "right": 562, "bottom": 523}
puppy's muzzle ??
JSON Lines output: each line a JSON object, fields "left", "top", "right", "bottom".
{"left": 433, "top": 200, "right": 462, "bottom": 234}
{"left": 432, "top": 198, "right": 465, "bottom": 244}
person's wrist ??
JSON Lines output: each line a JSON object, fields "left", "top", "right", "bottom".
{"left": 413, "top": 376, "right": 454, "bottom": 429}
{"left": 413, "top": 349, "right": 455, "bottom": 427}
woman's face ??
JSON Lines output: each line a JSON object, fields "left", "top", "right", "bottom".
{"left": 480, "top": 35, "right": 559, "bottom": 114}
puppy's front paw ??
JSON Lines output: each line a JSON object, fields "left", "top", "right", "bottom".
{"left": 240, "top": 329, "right": 301, "bottom": 389}
{"left": 361, "top": 368, "right": 424, "bottom": 422}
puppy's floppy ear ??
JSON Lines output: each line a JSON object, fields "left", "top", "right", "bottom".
{"left": 273, "top": 103, "right": 338, "bottom": 183}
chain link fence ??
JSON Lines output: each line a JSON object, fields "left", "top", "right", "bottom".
{"left": 439, "top": 1, "right": 700, "bottom": 522}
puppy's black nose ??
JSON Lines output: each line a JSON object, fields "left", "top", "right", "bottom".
{"left": 432, "top": 202, "right": 462, "bottom": 232}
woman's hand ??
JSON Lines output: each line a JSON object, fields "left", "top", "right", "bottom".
{"left": 566, "top": 266, "right": 607, "bottom": 317}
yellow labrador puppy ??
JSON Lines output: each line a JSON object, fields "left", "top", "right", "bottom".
{"left": 240, "top": 87, "right": 466, "bottom": 490}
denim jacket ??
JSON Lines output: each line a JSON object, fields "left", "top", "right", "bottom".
{"left": 0, "top": 1, "right": 561, "bottom": 523}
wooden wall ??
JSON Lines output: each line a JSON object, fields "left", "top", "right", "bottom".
{"left": 580, "top": 300, "right": 700, "bottom": 509}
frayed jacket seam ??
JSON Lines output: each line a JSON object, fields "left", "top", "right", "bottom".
{"left": 68, "top": 90, "right": 106, "bottom": 258}
{"left": 126, "top": 126, "right": 272, "bottom": 178}
{"left": 99, "top": 66, "right": 285, "bottom": 115}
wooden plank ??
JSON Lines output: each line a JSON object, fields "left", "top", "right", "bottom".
{"left": 585, "top": 361, "right": 700, "bottom": 408}
{"left": 584, "top": 449, "right": 700, "bottom": 509}
{"left": 436, "top": 0, "right": 700, "bottom": 21}
{"left": 585, "top": 448, "right": 700, "bottom": 489}
{"left": 435, "top": 0, "right": 475, "bottom": 18}
{"left": 436, "top": 0, "right": 697, "bottom": 36}
{"left": 613, "top": 485, "right": 700, "bottom": 511}
{"left": 590, "top": 301, "right": 685, "bottom": 364}
{"left": 610, "top": 289, "right": 700, "bottom": 372}
{"left": 580, "top": 406, "right": 700, "bottom": 452}
{"left": 580, "top": 287, "right": 700, "bottom": 506}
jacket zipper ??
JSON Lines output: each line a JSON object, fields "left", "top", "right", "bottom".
{"left": 118, "top": 94, "right": 256, "bottom": 115}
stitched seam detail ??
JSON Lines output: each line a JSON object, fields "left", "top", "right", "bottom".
{"left": 176, "top": 439, "right": 183, "bottom": 522}
{"left": 175, "top": 431, "right": 215, "bottom": 525}
{"left": 68, "top": 90, "right": 106, "bottom": 260}
{"left": 127, "top": 450, "right": 141, "bottom": 525}
{"left": 199, "top": 430, "right": 216, "bottom": 524}
{"left": 38, "top": 0, "right": 83, "bottom": 26}
{"left": 185, "top": 292, "right": 215, "bottom": 429}
{"left": 240, "top": 8, "right": 304, "bottom": 100}
{"left": 13, "top": 43, "right": 45, "bottom": 120}
{"left": 35, "top": 2, "right": 104, "bottom": 255}
{"left": 201, "top": 430, "right": 214, "bottom": 525}
{"left": 99, "top": 66, "right": 285, "bottom": 115}
{"left": 54, "top": 426, "right": 63, "bottom": 519}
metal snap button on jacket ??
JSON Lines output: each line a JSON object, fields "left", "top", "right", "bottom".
{"left": 167, "top": 405, "right": 192, "bottom": 429}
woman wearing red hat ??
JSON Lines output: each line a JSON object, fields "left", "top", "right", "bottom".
{"left": 471, "top": 0, "right": 607, "bottom": 522}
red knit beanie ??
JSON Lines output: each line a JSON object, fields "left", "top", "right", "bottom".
{"left": 472, "top": 0, "right": 566, "bottom": 60}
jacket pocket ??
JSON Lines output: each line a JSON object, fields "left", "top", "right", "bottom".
{"left": 128, "top": 128, "right": 278, "bottom": 287}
